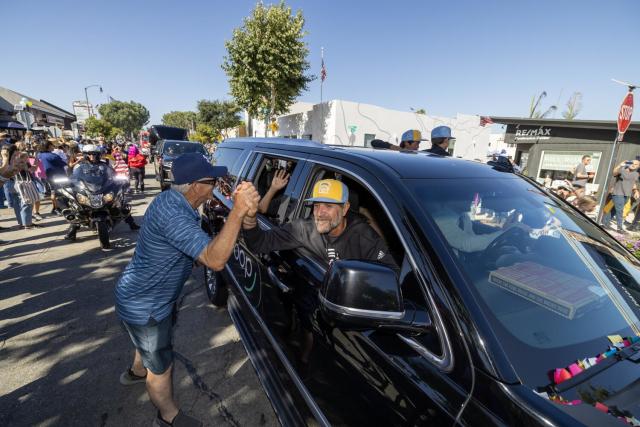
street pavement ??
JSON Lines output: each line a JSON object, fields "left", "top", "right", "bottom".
{"left": 0, "top": 166, "right": 278, "bottom": 427}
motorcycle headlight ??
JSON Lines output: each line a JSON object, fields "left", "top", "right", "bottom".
{"left": 103, "top": 192, "right": 114, "bottom": 203}
{"left": 76, "top": 194, "right": 90, "bottom": 206}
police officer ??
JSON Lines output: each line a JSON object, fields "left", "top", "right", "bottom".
{"left": 64, "top": 144, "right": 140, "bottom": 241}
{"left": 425, "top": 126, "right": 454, "bottom": 156}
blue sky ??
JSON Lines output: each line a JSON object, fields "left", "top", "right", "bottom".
{"left": 4, "top": 0, "right": 639, "bottom": 125}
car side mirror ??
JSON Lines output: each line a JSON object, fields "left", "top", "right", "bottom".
{"left": 319, "top": 260, "right": 405, "bottom": 329}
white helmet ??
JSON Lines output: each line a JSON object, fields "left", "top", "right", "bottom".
{"left": 82, "top": 144, "right": 101, "bottom": 154}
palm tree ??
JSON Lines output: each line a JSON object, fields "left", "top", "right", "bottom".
{"left": 529, "top": 91, "right": 557, "bottom": 118}
{"left": 562, "top": 92, "right": 583, "bottom": 120}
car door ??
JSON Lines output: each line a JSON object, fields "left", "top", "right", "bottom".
{"left": 262, "top": 156, "right": 474, "bottom": 426}
{"left": 234, "top": 149, "right": 310, "bottom": 317}
{"left": 154, "top": 140, "right": 164, "bottom": 177}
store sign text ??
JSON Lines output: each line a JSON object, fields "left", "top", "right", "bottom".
{"left": 515, "top": 127, "right": 552, "bottom": 140}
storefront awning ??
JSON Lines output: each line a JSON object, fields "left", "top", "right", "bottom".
{"left": 0, "top": 120, "right": 26, "bottom": 130}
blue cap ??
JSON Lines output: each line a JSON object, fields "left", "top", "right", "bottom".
{"left": 171, "top": 152, "right": 228, "bottom": 184}
{"left": 431, "top": 126, "right": 455, "bottom": 139}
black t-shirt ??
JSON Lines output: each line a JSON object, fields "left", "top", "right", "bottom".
{"left": 243, "top": 212, "right": 397, "bottom": 268}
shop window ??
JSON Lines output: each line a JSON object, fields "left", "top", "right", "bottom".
{"left": 537, "top": 150, "right": 601, "bottom": 187}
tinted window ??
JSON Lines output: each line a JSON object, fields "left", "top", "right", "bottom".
{"left": 409, "top": 177, "right": 640, "bottom": 388}
{"left": 212, "top": 147, "right": 246, "bottom": 191}
{"left": 252, "top": 156, "right": 297, "bottom": 224}
{"left": 162, "top": 142, "right": 206, "bottom": 156}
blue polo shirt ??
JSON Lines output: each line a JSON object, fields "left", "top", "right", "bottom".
{"left": 115, "top": 189, "right": 211, "bottom": 325}
{"left": 37, "top": 152, "right": 67, "bottom": 179}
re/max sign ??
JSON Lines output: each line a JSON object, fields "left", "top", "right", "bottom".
{"left": 515, "top": 127, "right": 552, "bottom": 139}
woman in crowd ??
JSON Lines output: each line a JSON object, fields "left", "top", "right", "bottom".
{"left": 3, "top": 144, "right": 39, "bottom": 229}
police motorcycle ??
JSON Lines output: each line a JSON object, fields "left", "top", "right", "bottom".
{"left": 52, "top": 144, "right": 138, "bottom": 249}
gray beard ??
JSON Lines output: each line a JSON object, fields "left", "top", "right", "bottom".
{"left": 314, "top": 217, "right": 341, "bottom": 234}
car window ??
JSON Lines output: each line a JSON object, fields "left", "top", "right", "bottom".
{"left": 251, "top": 155, "right": 298, "bottom": 225}
{"left": 163, "top": 142, "right": 206, "bottom": 156}
{"left": 212, "top": 146, "right": 246, "bottom": 193}
{"left": 409, "top": 177, "right": 640, "bottom": 388}
{"left": 299, "top": 166, "right": 444, "bottom": 355}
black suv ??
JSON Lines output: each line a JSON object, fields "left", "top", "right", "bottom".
{"left": 154, "top": 140, "right": 208, "bottom": 190}
{"left": 201, "top": 138, "right": 640, "bottom": 427}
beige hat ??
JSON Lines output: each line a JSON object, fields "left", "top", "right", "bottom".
{"left": 0, "top": 131, "right": 8, "bottom": 137}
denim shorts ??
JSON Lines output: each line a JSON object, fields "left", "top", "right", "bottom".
{"left": 121, "top": 314, "right": 174, "bottom": 375}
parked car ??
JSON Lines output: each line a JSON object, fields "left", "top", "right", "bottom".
{"left": 201, "top": 138, "right": 640, "bottom": 427}
{"left": 154, "top": 140, "right": 208, "bottom": 190}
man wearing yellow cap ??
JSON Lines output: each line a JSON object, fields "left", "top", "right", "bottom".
{"left": 242, "top": 178, "right": 396, "bottom": 366}
{"left": 242, "top": 178, "right": 395, "bottom": 266}
{"left": 399, "top": 129, "right": 427, "bottom": 151}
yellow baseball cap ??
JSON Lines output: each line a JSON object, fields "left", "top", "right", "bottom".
{"left": 305, "top": 179, "right": 349, "bottom": 204}
{"left": 401, "top": 129, "right": 427, "bottom": 142}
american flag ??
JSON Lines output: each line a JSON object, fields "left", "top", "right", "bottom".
{"left": 480, "top": 116, "right": 494, "bottom": 127}
{"left": 320, "top": 58, "right": 327, "bottom": 82}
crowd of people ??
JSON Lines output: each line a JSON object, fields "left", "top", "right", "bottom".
{"left": 0, "top": 130, "right": 148, "bottom": 245}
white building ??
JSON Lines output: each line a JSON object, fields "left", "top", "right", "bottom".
{"left": 248, "top": 100, "right": 492, "bottom": 160}
{"left": 488, "top": 133, "right": 516, "bottom": 158}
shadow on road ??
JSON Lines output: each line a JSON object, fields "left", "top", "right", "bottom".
{"left": 0, "top": 167, "right": 277, "bottom": 426}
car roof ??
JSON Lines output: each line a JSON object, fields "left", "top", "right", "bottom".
{"left": 162, "top": 140, "right": 201, "bottom": 144}
{"left": 222, "top": 138, "right": 514, "bottom": 180}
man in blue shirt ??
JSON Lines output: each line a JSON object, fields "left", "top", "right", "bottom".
{"left": 115, "top": 153, "right": 259, "bottom": 427}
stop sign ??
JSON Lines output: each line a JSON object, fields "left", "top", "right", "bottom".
{"left": 617, "top": 92, "right": 634, "bottom": 138}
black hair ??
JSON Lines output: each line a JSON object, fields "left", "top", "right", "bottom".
{"left": 432, "top": 137, "right": 447, "bottom": 146}
{"left": 399, "top": 140, "right": 407, "bottom": 149}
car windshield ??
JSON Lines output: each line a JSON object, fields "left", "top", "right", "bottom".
{"left": 163, "top": 142, "right": 206, "bottom": 156}
{"left": 408, "top": 177, "right": 640, "bottom": 388}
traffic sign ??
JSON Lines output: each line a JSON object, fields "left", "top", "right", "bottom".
{"left": 617, "top": 92, "right": 634, "bottom": 140}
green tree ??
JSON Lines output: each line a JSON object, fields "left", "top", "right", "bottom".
{"left": 189, "top": 123, "right": 218, "bottom": 144}
{"left": 162, "top": 111, "right": 197, "bottom": 130}
{"left": 562, "top": 92, "right": 583, "bottom": 120}
{"left": 98, "top": 101, "right": 150, "bottom": 137}
{"left": 222, "top": 1, "right": 314, "bottom": 130}
{"left": 197, "top": 100, "right": 242, "bottom": 139}
{"left": 84, "top": 116, "right": 114, "bottom": 138}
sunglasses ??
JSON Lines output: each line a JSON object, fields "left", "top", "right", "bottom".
{"left": 196, "top": 179, "right": 218, "bottom": 186}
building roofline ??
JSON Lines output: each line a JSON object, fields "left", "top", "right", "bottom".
{"left": 490, "top": 116, "right": 640, "bottom": 132}
{"left": 39, "top": 100, "right": 76, "bottom": 119}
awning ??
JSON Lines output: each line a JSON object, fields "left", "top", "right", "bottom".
{"left": 0, "top": 120, "right": 26, "bottom": 130}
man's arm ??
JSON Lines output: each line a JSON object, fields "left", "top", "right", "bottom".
{"left": 198, "top": 182, "right": 260, "bottom": 271}
{"left": 242, "top": 216, "right": 303, "bottom": 254}
{"left": 613, "top": 162, "right": 626, "bottom": 177}
{"left": 258, "top": 169, "right": 289, "bottom": 214}
{"left": 575, "top": 164, "right": 589, "bottom": 179}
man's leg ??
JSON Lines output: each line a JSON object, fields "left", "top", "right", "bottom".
{"left": 64, "top": 224, "right": 80, "bottom": 240}
{"left": 146, "top": 364, "right": 179, "bottom": 423}
{"left": 132, "top": 349, "right": 147, "bottom": 377}
{"left": 139, "top": 168, "right": 145, "bottom": 192}
{"left": 614, "top": 195, "right": 626, "bottom": 231}
{"left": 125, "top": 214, "right": 140, "bottom": 230}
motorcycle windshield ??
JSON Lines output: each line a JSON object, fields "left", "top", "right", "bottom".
{"left": 71, "top": 163, "right": 114, "bottom": 193}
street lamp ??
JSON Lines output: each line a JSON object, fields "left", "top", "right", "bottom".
{"left": 84, "top": 84, "right": 103, "bottom": 117}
